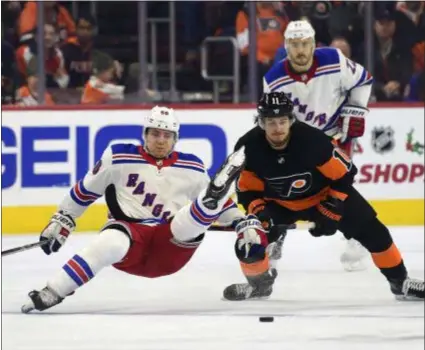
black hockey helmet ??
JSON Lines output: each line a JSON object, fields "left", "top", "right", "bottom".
{"left": 256, "top": 92, "right": 295, "bottom": 128}
{"left": 257, "top": 92, "right": 295, "bottom": 118}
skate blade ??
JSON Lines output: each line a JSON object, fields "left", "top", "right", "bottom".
{"left": 342, "top": 261, "right": 367, "bottom": 272}
{"left": 213, "top": 146, "right": 245, "bottom": 188}
{"left": 221, "top": 295, "right": 271, "bottom": 302}
{"left": 21, "top": 303, "right": 35, "bottom": 314}
{"left": 394, "top": 295, "right": 424, "bottom": 302}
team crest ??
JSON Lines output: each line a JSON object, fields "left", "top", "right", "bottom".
{"left": 371, "top": 127, "right": 395, "bottom": 154}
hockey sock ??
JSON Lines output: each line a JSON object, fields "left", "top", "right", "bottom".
{"left": 47, "top": 229, "right": 130, "bottom": 298}
{"left": 351, "top": 218, "right": 408, "bottom": 281}
{"left": 171, "top": 189, "right": 235, "bottom": 242}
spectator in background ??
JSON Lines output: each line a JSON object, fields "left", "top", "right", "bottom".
{"left": 2, "top": 29, "right": 18, "bottom": 105}
{"left": 412, "top": 41, "right": 425, "bottom": 73}
{"left": 359, "top": 9, "right": 413, "bottom": 101}
{"left": 396, "top": 1, "right": 425, "bottom": 44}
{"left": 2, "top": 1, "right": 22, "bottom": 47}
{"left": 81, "top": 51, "right": 124, "bottom": 105}
{"left": 18, "top": 1, "right": 75, "bottom": 44}
{"left": 16, "top": 57, "right": 55, "bottom": 106}
{"left": 16, "top": 23, "right": 69, "bottom": 89}
{"left": 236, "top": 1, "right": 289, "bottom": 94}
{"left": 330, "top": 36, "right": 351, "bottom": 58}
{"left": 61, "top": 14, "right": 97, "bottom": 89}
{"left": 404, "top": 71, "right": 425, "bottom": 102}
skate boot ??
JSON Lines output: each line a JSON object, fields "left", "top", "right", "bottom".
{"left": 223, "top": 268, "right": 277, "bottom": 301}
{"left": 340, "top": 238, "right": 368, "bottom": 272}
{"left": 202, "top": 146, "right": 246, "bottom": 210}
{"left": 389, "top": 277, "right": 424, "bottom": 301}
{"left": 21, "top": 286, "right": 64, "bottom": 313}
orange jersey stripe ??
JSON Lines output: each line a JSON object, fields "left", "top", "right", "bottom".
{"left": 238, "top": 170, "right": 265, "bottom": 192}
{"left": 265, "top": 187, "right": 329, "bottom": 211}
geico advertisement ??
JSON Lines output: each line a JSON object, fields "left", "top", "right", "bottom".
{"left": 1, "top": 107, "right": 424, "bottom": 206}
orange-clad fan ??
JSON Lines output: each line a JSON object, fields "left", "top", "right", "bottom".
{"left": 236, "top": 2, "right": 289, "bottom": 65}
{"left": 16, "top": 23, "right": 69, "bottom": 89}
{"left": 16, "top": 57, "right": 55, "bottom": 106}
{"left": 81, "top": 51, "right": 124, "bottom": 105}
{"left": 18, "top": 1, "right": 76, "bottom": 43}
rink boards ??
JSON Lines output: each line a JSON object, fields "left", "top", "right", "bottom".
{"left": 1, "top": 104, "right": 424, "bottom": 233}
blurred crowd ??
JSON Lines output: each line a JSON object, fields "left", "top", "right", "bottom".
{"left": 1, "top": 1, "right": 424, "bottom": 106}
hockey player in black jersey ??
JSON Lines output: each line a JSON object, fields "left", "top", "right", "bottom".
{"left": 223, "top": 92, "right": 424, "bottom": 302}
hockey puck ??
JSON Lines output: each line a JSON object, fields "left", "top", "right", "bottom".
{"left": 259, "top": 316, "right": 274, "bottom": 322}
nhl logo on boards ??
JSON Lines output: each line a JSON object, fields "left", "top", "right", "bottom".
{"left": 371, "top": 126, "right": 395, "bottom": 154}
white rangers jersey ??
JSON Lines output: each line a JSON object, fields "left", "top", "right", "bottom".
{"left": 263, "top": 47, "right": 373, "bottom": 136}
{"left": 59, "top": 143, "right": 242, "bottom": 226}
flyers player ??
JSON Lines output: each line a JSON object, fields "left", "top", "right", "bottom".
{"left": 21, "top": 106, "right": 259, "bottom": 313}
{"left": 223, "top": 92, "right": 424, "bottom": 302}
{"left": 263, "top": 20, "right": 373, "bottom": 271}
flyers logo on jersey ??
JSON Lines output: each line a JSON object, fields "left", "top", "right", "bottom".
{"left": 265, "top": 172, "right": 312, "bottom": 198}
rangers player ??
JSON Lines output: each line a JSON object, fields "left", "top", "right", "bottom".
{"left": 21, "top": 106, "right": 259, "bottom": 313}
{"left": 263, "top": 20, "right": 373, "bottom": 271}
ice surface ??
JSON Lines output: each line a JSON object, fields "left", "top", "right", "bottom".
{"left": 2, "top": 227, "right": 424, "bottom": 350}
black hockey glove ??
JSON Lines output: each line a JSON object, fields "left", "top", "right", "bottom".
{"left": 309, "top": 194, "right": 344, "bottom": 237}
{"left": 254, "top": 205, "right": 287, "bottom": 244}
{"left": 255, "top": 206, "right": 274, "bottom": 232}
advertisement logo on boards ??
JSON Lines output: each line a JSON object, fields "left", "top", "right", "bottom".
{"left": 371, "top": 126, "right": 395, "bottom": 154}
{"left": 406, "top": 129, "right": 424, "bottom": 155}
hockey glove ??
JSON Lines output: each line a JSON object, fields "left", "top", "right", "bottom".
{"left": 40, "top": 211, "right": 76, "bottom": 255}
{"left": 338, "top": 105, "right": 368, "bottom": 143}
{"left": 309, "top": 194, "right": 344, "bottom": 237}
{"left": 234, "top": 215, "right": 269, "bottom": 263}
{"left": 254, "top": 206, "right": 274, "bottom": 231}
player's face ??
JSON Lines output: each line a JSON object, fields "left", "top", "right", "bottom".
{"left": 145, "top": 128, "right": 176, "bottom": 159}
{"left": 287, "top": 38, "right": 314, "bottom": 68}
{"left": 264, "top": 116, "right": 292, "bottom": 149}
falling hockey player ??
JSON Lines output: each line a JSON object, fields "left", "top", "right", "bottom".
{"left": 263, "top": 20, "right": 373, "bottom": 271}
{"left": 21, "top": 106, "right": 261, "bottom": 313}
{"left": 223, "top": 92, "right": 424, "bottom": 302}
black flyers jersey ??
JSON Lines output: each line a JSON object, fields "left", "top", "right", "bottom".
{"left": 234, "top": 122, "right": 357, "bottom": 213}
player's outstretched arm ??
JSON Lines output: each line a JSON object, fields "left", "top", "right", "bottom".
{"left": 40, "top": 147, "right": 116, "bottom": 255}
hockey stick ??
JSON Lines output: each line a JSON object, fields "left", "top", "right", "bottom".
{"left": 209, "top": 222, "right": 315, "bottom": 232}
{"left": 1, "top": 239, "right": 52, "bottom": 257}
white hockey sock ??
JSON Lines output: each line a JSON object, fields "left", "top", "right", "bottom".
{"left": 47, "top": 229, "right": 130, "bottom": 298}
{"left": 171, "top": 188, "right": 234, "bottom": 242}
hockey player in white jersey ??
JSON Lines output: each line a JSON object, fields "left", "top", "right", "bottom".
{"left": 263, "top": 20, "right": 372, "bottom": 271}
{"left": 21, "top": 106, "right": 263, "bottom": 313}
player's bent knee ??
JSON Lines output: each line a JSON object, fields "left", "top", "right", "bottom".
{"left": 97, "top": 228, "right": 131, "bottom": 261}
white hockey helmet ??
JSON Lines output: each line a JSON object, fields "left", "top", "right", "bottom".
{"left": 284, "top": 20, "right": 316, "bottom": 49}
{"left": 143, "top": 106, "right": 180, "bottom": 140}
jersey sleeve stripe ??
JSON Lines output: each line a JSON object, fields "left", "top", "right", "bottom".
{"left": 190, "top": 200, "right": 220, "bottom": 226}
{"left": 351, "top": 69, "right": 374, "bottom": 90}
{"left": 112, "top": 159, "right": 149, "bottom": 165}
{"left": 171, "top": 164, "right": 205, "bottom": 173}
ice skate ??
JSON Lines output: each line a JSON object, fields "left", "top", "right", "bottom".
{"left": 340, "top": 238, "right": 368, "bottom": 272}
{"left": 390, "top": 277, "right": 424, "bottom": 301}
{"left": 202, "top": 146, "right": 246, "bottom": 210}
{"left": 223, "top": 268, "right": 277, "bottom": 301}
{"left": 21, "top": 286, "right": 64, "bottom": 313}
